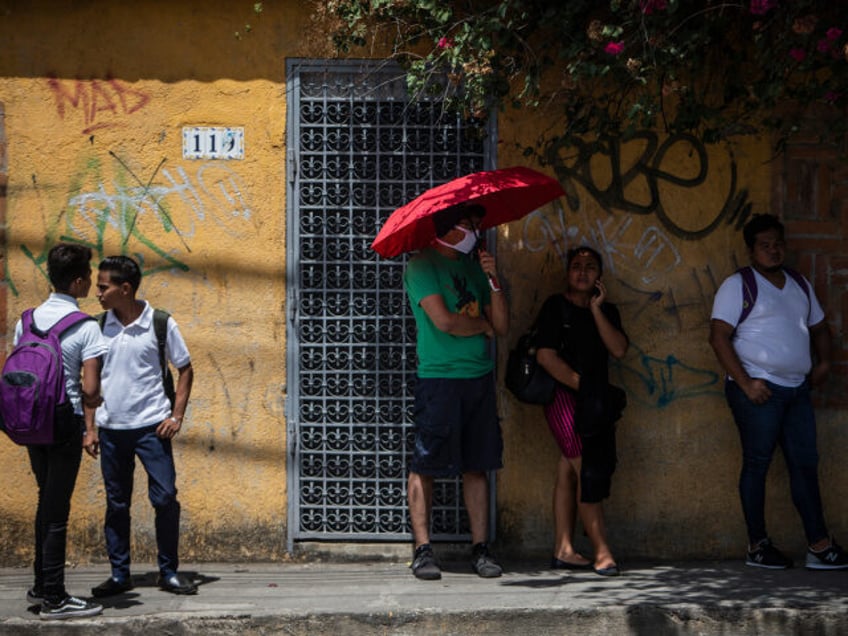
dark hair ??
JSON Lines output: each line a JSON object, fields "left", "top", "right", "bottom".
{"left": 566, "top": 245, "right": 604, "bottom": 276}
{"left": 99, "top": 255, "right": 142, "bottom": 292}
{"left": 743, "top": 213, "right": 784, "bottom": 249}
{"left": 47, "top": 243, "right": 93, "bottom": 292}
{"left": 432, "top": 203, "right": 486, "bottom": 238}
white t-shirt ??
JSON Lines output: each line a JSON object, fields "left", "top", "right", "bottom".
{"left": 96, "top": 301, "right": 191, "bottom": 430}
{"left": 13, "top": 293, "right": 108, "bottom": 415}
{"left": 711, "top": 268, "right": 825, "bottom": 387}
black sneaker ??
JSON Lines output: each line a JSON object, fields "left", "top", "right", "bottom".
{"left": 26, "top": 586, "right": 43, "bottom": 604}
{"left": 471, "top": 542, "right": 503, "bottom": 578}
{"left": 39, "top": 596, "right": 103, "bottom": 620}
{"left": 746, "top": 538, "right": 792, "bottom": 569}
{"left": 806, "top": 538, "right": 848, "bottom": 570}
{"left": 411, "top": 544, "right": 441, "bottom": 580}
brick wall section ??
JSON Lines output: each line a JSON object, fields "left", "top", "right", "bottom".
{"left": 0, "top": 103, "right": 6, "bottom": 367}
{"left": 772, "top": 138, "right": 848, "bottom": 407}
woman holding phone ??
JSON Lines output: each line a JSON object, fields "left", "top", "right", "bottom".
{"left": 534, "top": 246, "right": 628, "bottom": 576}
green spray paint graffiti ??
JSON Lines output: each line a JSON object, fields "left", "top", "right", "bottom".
{"left": 11, "top": 150, "right": 254, "bottom": 294}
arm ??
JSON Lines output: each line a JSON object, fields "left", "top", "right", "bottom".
{"left": 156, "top": 363, "right": 194, "bottom": 439}
{"left": 589, "top": 281, "right": 628, "bottom": 359}
{"left": 808, "top": 320, "right": 832, "bottom": 387}
{"left": 479, "top": 249, "right": 509, "bottom": 337}
{"left": 708, "top": 318, "right": 771, "bottom": 404}
{"left": 537, "top": 347, "right": 580, "bottom": 390}
{"left": 81, "top": 357, "right": 102, "bottom": 458}
{"left": 419, "top": 294, "right": 494, "bottom": 337}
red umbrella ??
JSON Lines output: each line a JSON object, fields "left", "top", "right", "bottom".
{"left": 371, "top": 166, "right": 565, "bottom": 257}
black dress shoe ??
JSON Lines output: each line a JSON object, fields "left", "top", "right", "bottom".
{"left": 594, "top": 564, "right": 621, "bottom": 577}
{"left": 91, "top": 576, "right": 134, "bottom": 598}
{"left": 158, "top": 573, "right": 198, "bottom": 595}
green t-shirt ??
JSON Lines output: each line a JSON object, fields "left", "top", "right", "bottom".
{"left": 403, "top": 248, "right": 493, "bottom": 379}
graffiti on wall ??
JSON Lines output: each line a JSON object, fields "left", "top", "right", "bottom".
{"left": 545, "top": 132, "right": 752, "bottom": 240}
{"left": 515, "top": 131, "right": 752, "bottom": 407}
{"left": 617, "top": 344, "right": 720, "bottom": 409}
{"left": 47, "top": 78, "right": 151, "bottom": 135}
{"left": 12, "top": 150, "right": 255, "bottom": 292}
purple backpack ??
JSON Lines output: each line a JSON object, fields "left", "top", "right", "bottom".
{"left": 0, "top": 309, "right": 92, "bottom": 445}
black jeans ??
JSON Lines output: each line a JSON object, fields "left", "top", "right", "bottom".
{"left": 27, "top": 418, "right": 83, "bottom": 603}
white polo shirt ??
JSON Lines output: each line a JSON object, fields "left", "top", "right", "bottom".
{"left": 96, "top": 301, "right": 191, "bottom": 430}
{"left": 13, "top": 294, "right": 108, "bottom": 416}
{"left": 711, "top": 268, "right": 824, "bottom": 387}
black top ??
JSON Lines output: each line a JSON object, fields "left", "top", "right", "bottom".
{"left": 534, "top": 294, "right": 626, "bottom": 382}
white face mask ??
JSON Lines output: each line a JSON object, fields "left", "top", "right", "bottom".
{"left": 436, "top": 225, "right": 479, "bottom": 254}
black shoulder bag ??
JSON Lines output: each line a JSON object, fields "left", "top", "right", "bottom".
{"left": 505, "top": 297, "right": 570, "bottom": 405}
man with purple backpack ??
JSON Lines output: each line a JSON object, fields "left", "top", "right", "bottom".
{"left": 710, "top": 214, "right": 848, "bottom": 571}
{"left": 8, "top": 243, "right": 107, "bottom": 619}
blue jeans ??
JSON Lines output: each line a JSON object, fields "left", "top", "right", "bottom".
{"left": 725, "top": 380, "right": 828, "bottom": 546}
{"left": 99, "top": 425, "right": 181, "bottom": 580}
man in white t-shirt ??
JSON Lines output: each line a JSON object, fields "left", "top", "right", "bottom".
{"left": 709, "top": 213, "right": 847, "bottom": 571}
{"left": 90, "top": 256, "right": 196, "bottom": 597}
{"left": 13, "top": 243, "right": 107, "bottom": 620}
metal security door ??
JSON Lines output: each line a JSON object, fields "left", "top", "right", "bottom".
{"left": 286, "top": 59, "right": 494, "bottom": 543}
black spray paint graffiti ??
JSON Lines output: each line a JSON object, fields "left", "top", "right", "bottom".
{"left": 545, "top": 132, "right": 752, "bottom": 239}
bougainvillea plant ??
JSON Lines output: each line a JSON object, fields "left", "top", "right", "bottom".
{"left": 322, "top": 0, "right": 848, "bottom": 149}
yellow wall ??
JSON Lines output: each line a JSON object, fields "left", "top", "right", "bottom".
{"left": 0, "top": 0, "right": 313, "bottom": 562}
{"left": 493, "top": 108, "right": 847, "bottom": 557}
{"left": 0, "top": 1, "right": 844, "bottom": 564}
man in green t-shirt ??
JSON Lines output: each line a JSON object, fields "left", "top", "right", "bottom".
{"left": 402, "top": 203, "right": 509, "bottom": 581}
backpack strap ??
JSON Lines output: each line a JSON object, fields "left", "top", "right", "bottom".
{"left": 737, "top": 266, "right": 757, "bottom": 326}
{"left": 153, "top": 309, "right": 169, "bottom": 380}
{"left": 784, "top": 268, "right": 812, "bottom": 322}
{"left": 153, "top": 309, "right": 176, "bottom": 408}
{"left": 26, "top": 309, "right": 92, "bottom": 338}
{"left": 95, "top": 308, "right": 175, "bottom": 406}
{"left": 737, "top": 265, "right": 812, "bottom": 326}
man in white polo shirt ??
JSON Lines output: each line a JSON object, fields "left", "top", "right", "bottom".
{"left": 90, "top": 256, "right": 196, "bottom": 597}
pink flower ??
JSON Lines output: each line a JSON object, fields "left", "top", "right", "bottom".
{"left": 437, "top": 37, "right": 453, "bottom": 49}
{"left": 604, "top": 41, "right": 625, "bottom": 56}
{"left": 749, "top": 0, "right": 777, "bottom": 15}
{"left": 640, "top": 0, "right": 667, "bottom": 15}
{"left": 817, "top": 38, "right": 832, "bottom": 53}
{"left": 826, "top": 27, "right": 843, "bottom": 41}
{"left": 824, "top": 91, "right": 839, "bottom": 103}
{"left": 788, "top": 48, "right": 807, "bottom": 62}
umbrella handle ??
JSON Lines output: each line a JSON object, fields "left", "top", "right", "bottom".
{"left": 487, "top": 274, "right": 502, "bottom": 293}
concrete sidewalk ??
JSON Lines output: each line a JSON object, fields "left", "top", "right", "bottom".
{"left": 0, "top": 559, "right": 846, "bottom": 635}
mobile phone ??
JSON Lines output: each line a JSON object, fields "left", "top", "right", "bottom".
{"left": 592, "top": 281, "right": 602, "bottom": 297}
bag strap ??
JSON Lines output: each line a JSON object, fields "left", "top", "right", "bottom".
{"left": 737, "top": 266, "right": 757, "bottom": 325}
{"left": 27, "top": 309, "right": 92, "bottom": 339}
{"left": 97, "top": 308, "right": 174, "bottom": 405}
{"left": 784, "top": 268, "right": 812, "bottom": 322}
{"left": 737, "top": 265, "right": 811, "bottom": 326}
{"left": 153, "top": 308, "right": 170, "bottom": 381}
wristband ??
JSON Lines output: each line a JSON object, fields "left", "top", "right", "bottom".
{"left": 487, "top": 275, "right": 502, "bottom": 292}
